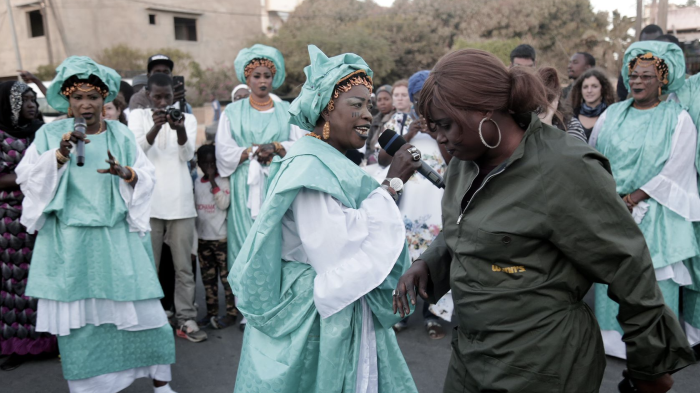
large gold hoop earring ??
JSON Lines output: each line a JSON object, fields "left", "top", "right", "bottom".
{"left": 478, "top": 118, "right": 501, "bottom": 149}
{"left": 323, "top": 122, "right": 330, "bottom": 140}
{"left": 68, "top": 108, "right": 73, "bottom": 118}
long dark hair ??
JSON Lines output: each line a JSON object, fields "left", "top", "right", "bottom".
{"left": 537, "top": 67, "right": 571, "bottom": 130}
{"left": 569, "top": 68, "right": 616, "bottom": 115}
{"left": 419, "top": 49, "right": 548, "bottom": 131}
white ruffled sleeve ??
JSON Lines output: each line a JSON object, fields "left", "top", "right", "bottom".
{"left": 284, "top": 187, "right": 405, "bottom": 319}
{"left": 16, "top": 145, "right": 68, "bottom": 233}
{"left": 281, "top": 125, "right": 308, "bottom": 151}
{"left": 118, "top": 143, "right": 156, "bottom": 234}
{"left": 215, "top": 111, "right": 246, "bottom": 177}
{"left": 640, "top": 111, "right": 700, "bottom": 221}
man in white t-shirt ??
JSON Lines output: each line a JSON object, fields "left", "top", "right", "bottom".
{"left": 128, "top": 73, "right": 206, "bottom": 342}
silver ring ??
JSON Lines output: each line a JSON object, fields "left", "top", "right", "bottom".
{"left": 411, "top": 152, "right": 421, "bottom": 161}
{"left": 392, "top": 290, "right": 398, "bottom": 297}
{"left": 407, "top": 147, "right": 418, "bottom": 154}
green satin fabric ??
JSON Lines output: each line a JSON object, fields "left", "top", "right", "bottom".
{"left": 228, "top": 136, "right": 417, "bottom": 392}
{"left": 595, "top": 100, "right": 699, "bottom": 268}
{"left": 25, "top": 119, "right": 162, "bottom": 302}
{"left": 223, "top": 100, "right": 291, "bottom": 269}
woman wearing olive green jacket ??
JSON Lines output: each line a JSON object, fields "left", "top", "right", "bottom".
{"left": 392, "top": 49, "right": 696, "bottom": 393}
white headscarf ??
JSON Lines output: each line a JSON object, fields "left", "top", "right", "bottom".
{"left": 231, "top": 84, "right": 250, "bottom": 102}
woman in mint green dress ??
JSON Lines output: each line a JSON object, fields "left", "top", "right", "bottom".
{"left": 215, "top": 46, "right": 305, "bottom": 332}
{"left": 15, "top": 57, "right": 176, "bottom": 393}
{"left": 590, "top": 41, "right": 700, "bottom": 358}
{"left": 228, "top": 45, "right": 419, "bottom": 393}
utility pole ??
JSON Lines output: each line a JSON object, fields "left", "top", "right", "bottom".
{"left": 658, "top": 0, "right": 668, "bottom": 32}
{"left": 636, "top": 0, "right": 644, "bottom": 40}
{"left": 4, "top": 0, "right": 23, "bottom": 72}
{"left": 41, "top": 1, "right": 54, "bottom": 65}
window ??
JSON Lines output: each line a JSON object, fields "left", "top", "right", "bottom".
{"left": 149, "top": 14, "right": 156, "bottom": 25}
{"left": 174, "top": 17, "right": 197, "bottom": 41}
{"left": 28, "top": 10, "right": 44, "bottom": 38}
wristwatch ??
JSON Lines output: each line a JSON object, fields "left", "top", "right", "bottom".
{"left": 385, "top": 178, "right": 404, "bottom": 194}
{"left": 380, "top": 184, "right": 399, "bottom": 203}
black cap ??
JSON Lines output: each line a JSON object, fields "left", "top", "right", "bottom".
{"left": 147, "top": 54, "right": 174, "bottom": 73}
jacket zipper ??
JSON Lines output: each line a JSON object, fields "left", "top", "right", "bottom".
{"left": 457, "top": 166, "right": 506, "bottom": 224}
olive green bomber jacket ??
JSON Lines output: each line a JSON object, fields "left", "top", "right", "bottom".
{"left": 420, "top": 114, "right": 695, "bottom": 390}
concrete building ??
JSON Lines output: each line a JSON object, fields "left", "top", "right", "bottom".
{"left": 0, "top": 0, "right": 263, "bottom": 80}
{"left": 261, "top": 0, "right": 303, "bottom": 36}
{"left": 644, "top": 3, "right": 700, "bottom": 42}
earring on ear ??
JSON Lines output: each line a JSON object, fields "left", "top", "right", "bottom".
{"left": 658, "top": 86, "right": 662, "bottom": 97}
{"left": 68, "top": 108, "right": 73, "bottom": 117}
{"left": 323, "top": 121, "right": 331, "bottom": 140}
{"left": 102, "top": 106, "right": 107, "bottom": 117}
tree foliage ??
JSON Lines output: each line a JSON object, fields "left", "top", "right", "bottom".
{"left": 249, "top": 0, "right": 633, "bottom": 94}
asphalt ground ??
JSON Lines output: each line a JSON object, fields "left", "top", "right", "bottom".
{"left": 5, "top": 270, "right": 698, "bottom": 393}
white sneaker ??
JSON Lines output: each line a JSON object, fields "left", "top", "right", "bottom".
{"left": 176, "top": 320, "right": 207, "bottom": 343}
{"left": 154, "top": 383, "right": 177, "bottom": 393}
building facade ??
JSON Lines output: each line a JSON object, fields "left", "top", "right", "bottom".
{"left": 0, "top": 0, "right": 264, "bottom": 79}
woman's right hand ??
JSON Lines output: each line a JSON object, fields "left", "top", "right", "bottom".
{"left": 393, "top": 259, "right": 430, "bottom": 318}
{"left": 386, "top": 144, "right": 422, "bottom": 183}
{"left": 59, "top": 132, "right": 90, "bottom": 157}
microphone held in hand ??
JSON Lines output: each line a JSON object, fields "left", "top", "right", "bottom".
{"left": 379, "top": 130, "right": 445, "bottom": 189}
{"left": 74, "top": 117, "right": 87, "bottom": 167}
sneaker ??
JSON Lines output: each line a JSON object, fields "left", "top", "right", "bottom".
{"left": 196, "top": 315, "right": 213, "bottom": 328}
{"left": 392, "top": 320, "right": 408, "bottom": 333}
{"left": 210, "top": 315, "right": 237, "bottom": 330}
{"left": 176, "top": 320, "right": 207, "bottom": 343}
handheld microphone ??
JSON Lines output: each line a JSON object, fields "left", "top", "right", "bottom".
{"left": 74, "top": 117, "right": 87, "bottom": 167}
{"left": 378, "top": 130, "right": 445, "bottom": 189}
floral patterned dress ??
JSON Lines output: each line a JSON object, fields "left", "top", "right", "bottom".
{"left": 0, "top": 129, "right": 57, "bottom": 355}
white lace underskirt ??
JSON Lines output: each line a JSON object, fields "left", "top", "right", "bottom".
{"left": 67, "top": 364, "right": 171, "bottom": 393}
{"left": 37, "top": 298, "right": 168, "bottom": 336}
{"left": 655, "top": 261, "right": 692, "bottom": 286}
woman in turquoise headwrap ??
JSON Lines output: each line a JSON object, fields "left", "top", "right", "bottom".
{"left": 15, "top": 57, "right": 176, "bottom": 393}
{"left": 590, "top": 41, "right": 700, "bottom": 358}
{"left": 215, "top": 46, "right": 305, "bottom": 330}
{"left": 228, "top": 45, "right": 420, "bottom": 393}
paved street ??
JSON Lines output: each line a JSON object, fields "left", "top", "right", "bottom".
{"left": 5, "top": 277, "right": 699, "bottom": 392}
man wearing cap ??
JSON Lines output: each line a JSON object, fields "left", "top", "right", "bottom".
{"left": 129, "top": 54, "right": 187, "bottom": 110}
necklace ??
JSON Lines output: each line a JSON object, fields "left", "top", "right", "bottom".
{"left": 88, "top": 121, "right": 104, "bottom": 135}
{"left": 249, "top": 96, "right": 274, "bottom": 111}
{"left": 306, "top": 133, "right": 323, "bottom": 140}
{"left": 632, "top": 100, "right": 661, "bottom": 110}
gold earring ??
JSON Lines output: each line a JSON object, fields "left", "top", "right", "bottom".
{"left": 102, "top": 106, "right": 107, "bottom": 117}
{"left": 68, "top": 108, "right": 73, "bottom": 117}
{"left": 658, "top": 86, "right": 662, "bottom": 97}
{"left": 323, "top": 122, "right": 330, "bottom": 140}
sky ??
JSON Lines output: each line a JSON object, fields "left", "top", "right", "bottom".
{"left": 373, "top": 0, "right": 689, "bottom": 17}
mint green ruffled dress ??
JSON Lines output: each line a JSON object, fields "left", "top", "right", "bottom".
{"left": 228, "top": 136, "right": 417, "bottom": 393}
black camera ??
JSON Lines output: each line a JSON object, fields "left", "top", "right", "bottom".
{"left": 163, "top": 105, "right": 183, "bottom": 122}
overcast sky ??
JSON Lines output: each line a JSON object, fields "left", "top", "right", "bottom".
{"left": 372, "top": 0, "right": 689, "bottom": 17}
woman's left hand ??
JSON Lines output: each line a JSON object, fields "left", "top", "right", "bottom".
{"left": 97, "top": 150, "right": 131, "bottom": 180}
{"left": 254, "top": 143, "right": 276, "bottom": 164}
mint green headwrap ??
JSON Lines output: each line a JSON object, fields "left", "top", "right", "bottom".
{"left": 622, "top": 41, "right": 686, "bottom": 94}
{"left": 46, "top": 56, "right": 121, "bottom": 113}
{"left": 234, "top": 44, "right": 286, "bottom": 89}
{"left": 289, "top": 45, "right": 373, "bottom": 131}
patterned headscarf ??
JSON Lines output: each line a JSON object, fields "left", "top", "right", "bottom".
{"left": 622, "top": 41, "right": 686, "bottom": 94}
{"left": 0, "top": 81, "right": 43, "bottom": 138}
{"left": 408, "top": 70, "right": 430, "bottom": 103}
{"left": 234, "top": 44, "right": 286, "bottom": 89}
{"left": 46, "top": 56, "right": 121, "bottom": 113}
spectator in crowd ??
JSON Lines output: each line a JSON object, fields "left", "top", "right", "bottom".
{"left": 567, "top": 69, "right": 615, "bottom": 142}
{"left": 366, "top": 84, "right": 394, "bottom": 165}
{"left": 211, "top": 93, "right": 222, "bottom": 122}
{"left": 537, "top": 67, "right": 570, "bottom": 131}
{"left": 194, "top": 144, "right": 237, "bottom": 329}
{"left": 132, "top": 74, "right": 148, "bottom": 95}
{"left": 128, "top": 73, "right": 204, "bottom": 343}
{"left": 657, "top": 33, "right": 682, "bottom": 48}
{"left": 589, "top": 41, "right": 700, "bottom": 360}
{"left": 103, "top": 95, "right": 128, "bottom": 125}
{"left": 0, "top": 81, "right": 56, "bottom": 371}
{"left": 509, "top": 44, "right": 536, "bottom": 68}
{"left": 229, "top": 44, "right": 419, "bottom": 393}
{"left": 215, "top": 46, "right": 306, "bottom": 332}
{"left": 128, "top": 55, "right": 189, "bottom": 113}
{"left": 393, "top": 47, "right": 695, "bottom": 393}
{"left": 119, "top": 80, "right": 134, "bottom": 120}
{"left": 16, "top": 56, "right": 177, "bottom": 392}
{"left": 617, "top": 24, "right": 664, "bottom": 101}
{"left": 378, "top": 80, "right": 412, "bottom": 167}
{"left": 231, "top": 84, "right": 250, "bottom": 102}
{"left": 562, "top": 52, "right": 595, "bottom": 99}
{"left": 390, "top": 70, "right": 448, "bottom": 339}
{"left": 17, "top": 70, "right": 47, "bottom": 96}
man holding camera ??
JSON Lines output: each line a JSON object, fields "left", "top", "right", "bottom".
{"left": 128, "top": 73, "right": 205, "bottom": 342}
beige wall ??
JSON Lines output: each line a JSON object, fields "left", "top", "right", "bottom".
{"left": 0, "top": 0, "right": 263, "bottom": 79}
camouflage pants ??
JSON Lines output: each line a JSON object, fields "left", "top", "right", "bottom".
{"left": 198, "top": 239, "right": 237, "bottom": 317}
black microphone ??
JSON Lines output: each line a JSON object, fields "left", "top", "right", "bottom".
{"left": 378, "top": 130, "right": 445, "bottom": 189}
{"left": 74, "top": 117, "right": 87, "bottom": 167}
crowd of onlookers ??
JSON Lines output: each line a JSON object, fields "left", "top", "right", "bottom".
{"left": 1, "top": 21, "right": 698, "bottom": 373}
